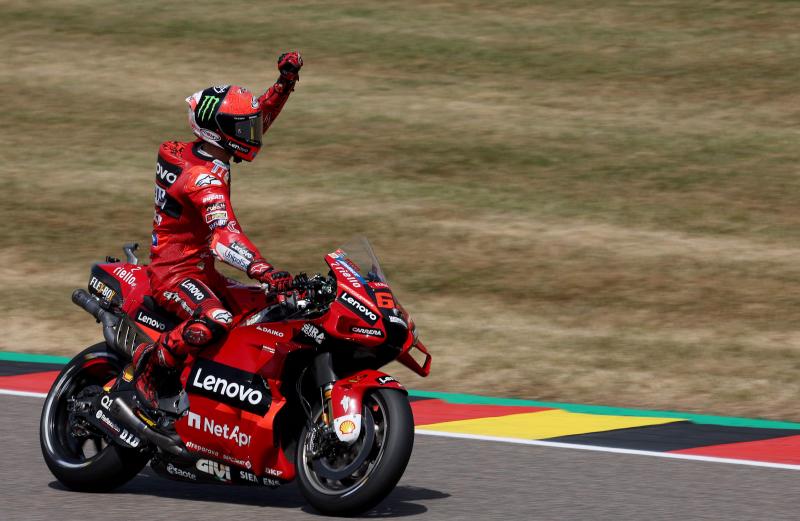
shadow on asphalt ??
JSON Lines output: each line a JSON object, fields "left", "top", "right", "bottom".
{"left": 48, "top": 469, "right": 450, "bottom": 518}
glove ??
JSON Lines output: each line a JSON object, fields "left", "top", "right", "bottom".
{"left": 277, "top": 51, "right": 303, "bottom": 82}
{"left": 248, "top": 260, "right": 293, "bottom": 292}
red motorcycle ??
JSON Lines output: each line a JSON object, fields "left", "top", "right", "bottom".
{"left": 40, "top": 238, "right": 431, "bottom": 516}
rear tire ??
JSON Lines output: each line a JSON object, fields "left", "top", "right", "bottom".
{"left": 296, "top": 388, "right": 414, "bottom": 516}
{"left": 40, "top": 342, "right": 150, "bottom": 492}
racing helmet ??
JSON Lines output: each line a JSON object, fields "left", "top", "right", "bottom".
{"left": 186, "top": 85, "right": 263, "bottom": 162}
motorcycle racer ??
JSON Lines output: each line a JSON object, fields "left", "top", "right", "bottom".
{"left": 130, "top": 52, "right": 303, "bottom": 410}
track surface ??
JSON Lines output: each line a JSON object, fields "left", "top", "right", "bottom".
{"left": 2, "top": 395, "right": 797, "bottom": 520}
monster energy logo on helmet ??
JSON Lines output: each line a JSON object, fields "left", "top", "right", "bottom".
{"left": 197, "top": 95, "right": 221, "bottom": 122}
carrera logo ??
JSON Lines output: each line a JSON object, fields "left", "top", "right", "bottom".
{"left": 188, "top": 358, "right": 270, "bottom": 415}
{"left": 180, "top": 279, "right": 208, "bottom": 303}
{"left": 135, "top": 310, "right": 166, "bottom": 331}
{"left": 350, "top": 326, "right": 384, "bottom": 338}
{"left": 339, "top": 291, "right": 379, "bottom": 325}
{"left": 331, "top": 261, "right": 362, "bottom": 288}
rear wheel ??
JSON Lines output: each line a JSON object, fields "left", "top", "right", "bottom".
{"left": 296, "top": 389, "right": 414, "bottom": 516}
{"left": 40, "top": 342, "right": 150, "bottom": 491}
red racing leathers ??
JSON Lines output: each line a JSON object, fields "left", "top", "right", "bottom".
{"left": 147, "top": 79, "right": 295, "bottom": 362}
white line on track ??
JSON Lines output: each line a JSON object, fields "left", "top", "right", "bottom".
{"left": 3, "top": 388, "right": 797, "bottom": 471}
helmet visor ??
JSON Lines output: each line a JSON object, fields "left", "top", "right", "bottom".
{"left": 217, "top": 112, "right": 263, "bottom": 147}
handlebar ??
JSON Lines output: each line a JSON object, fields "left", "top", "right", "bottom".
{"left": 264, "top": 272, "right": 336, "bottom": 317}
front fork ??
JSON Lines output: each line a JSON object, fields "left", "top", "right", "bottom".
{"left": 313, "top": 352, "right": 337, "bottom": 428}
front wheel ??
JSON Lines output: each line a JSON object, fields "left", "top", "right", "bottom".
{"left": 40, "top": 342, "right": 150, "bottom": 491}
{"left": 296, "top": 388, "right": 414, "bottom": 516}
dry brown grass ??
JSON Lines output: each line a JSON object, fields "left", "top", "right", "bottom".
{"left": 3, "top": 1, "right": 800, "bottom": 419}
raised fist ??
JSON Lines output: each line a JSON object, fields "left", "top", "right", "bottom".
{"left": 278, "top": 51, "right": 303, "bottom": 82}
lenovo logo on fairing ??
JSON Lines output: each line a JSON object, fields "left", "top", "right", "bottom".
{"left": 192, "top": 368, "right": 263, "bottom": 405}
{"left": 187, "top": 359, "right": 270, "bottom": 415}
{"left": 339, "top": 291, "right": 379, "bottom": 324}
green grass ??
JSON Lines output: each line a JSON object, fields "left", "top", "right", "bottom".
{"left": 3, "top": 1, "right": 800, "bottom": 419}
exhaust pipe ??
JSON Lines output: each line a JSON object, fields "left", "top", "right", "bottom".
{"left": 110, "top": 397, "right": 194, "bottom": 461}
{"left": 72, "top": 289, "right": 121, "bottom": 351}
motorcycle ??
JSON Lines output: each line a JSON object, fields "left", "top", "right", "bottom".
{"left": 40, "top": 237, "right": 431, "bottom": 516}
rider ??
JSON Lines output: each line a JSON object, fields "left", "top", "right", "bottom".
{"left": 129, "top": 52, "right": 303, "bottom": 411}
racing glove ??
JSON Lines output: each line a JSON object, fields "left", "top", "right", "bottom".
{"left": 248, "top": 260, "right": 293, "bottom": 292}
{"left": 277, "top": 51, "right": 303, "bottom": 83}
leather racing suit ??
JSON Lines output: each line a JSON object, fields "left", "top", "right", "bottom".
{"left": 145, "top": 80, "right": 295, "bottom": 367}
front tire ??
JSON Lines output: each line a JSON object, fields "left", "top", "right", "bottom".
{"left": 40, "top": 342, "right": 149, "bottom": 492}
{"left": 296, "top": 388, "right": 414, "bottom": 516}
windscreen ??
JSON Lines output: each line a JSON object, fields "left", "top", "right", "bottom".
{"left": 332, "top": 236, "right": 388, "bottom": 285}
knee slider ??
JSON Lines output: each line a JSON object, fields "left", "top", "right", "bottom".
{"left": 182, "top": 308, "right": 232, "bottom": 347}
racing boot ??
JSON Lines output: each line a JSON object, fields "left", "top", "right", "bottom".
{"left": 131, "top": 338, "right": 179, "bottom": 411}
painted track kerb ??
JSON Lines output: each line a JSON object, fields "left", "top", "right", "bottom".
{"left": 4, "top": 387, "right": 798, "bottom": 472}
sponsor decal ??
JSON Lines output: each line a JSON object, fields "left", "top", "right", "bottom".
{"left": 237, "top": 470, "right": 279, "bottom": 487}
{"left": 135, "top": 310, "right": 166, "bottom": 331}
{"left": 261, "top": 345, "right": 275, "bottom": 354}
{"left": 256, "top": 326, "right": 284, "bottom": 338}
{"left": 120, "top": 429, "right": 140, "bottom": 448}
{"left": 89, "top": 276, "right": 116, "bottom": 301}
{"left": 205, "top": 202, "right": 227, "bottom": 213}
{"left": 164, "top": 290, "right": 193, "bottom": 315}
{"left": 338, "top": 291, "right": 379, "bottom": 325}
{"left": 100, "top": 395, "right": 112, "bottom": 410}
{"left": 151, "top": 232, "right": 158, "bottom": 247}
{"left": 205, "top": 210, "right": 229, "bottom": 223}
{"left": 389, "top": 315, "right": 408, "bottom": 328}
{"left": 166, "top": 463, "right": 197, "bottom": 481}
{"left": 95, "top": 409, "right": 120, "bottom": 434}
{"left": 198, "top": 128, "right": 221, "bottom": 142}
{"left": 225, "top": 140, "right": 250, "bottom": 154}
{"left": 186, "top": 440, "right": 220, "bottom": 458}
{"left": 179, "top": 279, "right": 208, "bottom": 304}
{"left": 229, "top": 241, "right": 254, "bottom": 261}
{"left": 340, "top": 395, "right": 353, "bottom": 413}
{"left": 112, "top": 266, "right": 137, "bottom": 288}
{"left": 213, "top": 242, "right": 250, "bottom": 270}
{"left": 339, "top": 420, "right": 356, "bottom": 435}
{"left": 331, "top": 261, "right": 362, "bottom": 288}
{"left": 211, "top": 85, "right": 229, "bottom": 94}
{"left": 210, "top": 308, "right": 233, "bottom": 325}
{"left": 155, "top": 157, "right": 180, "bottom": 187}
{"left": 202, "top": 193, "right": 225, "bottom": 204}
{"left": 264, "top": 467, "right": 283, "bottom": 478}
{"left": 350, "top": 326, "right": 384, "bottom": 338}
{"left": 300, "top": 323, "right": 324, "bottom": 345}
{"left": 187, "top": 411, "right": 251, "bottom": 447}
{"left": 188, "top": 358, "right": 270, "bottom": 415}
{"left": 197, "top": 95, "right": 220, "bottom": 122}
{"left": 223, "top": 454, "right": 252, "bottom": 469}
{"left": 195, "top": 173, "right": 223, "bottom": 187}
{"left": 377, "top": 375, "right": 397, "bottom": 385}
{"left": 196, "top": 459, "right": 231, "bottom": 482}
{"left": 226, "top": 220, "right": 240, "bottom": 233}
{"left": 154, "top": 185, "right": 183, "bottom": 218}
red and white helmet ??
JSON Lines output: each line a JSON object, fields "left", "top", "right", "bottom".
{"left": 186, "top": 85, "right": 262, "bottom": 162}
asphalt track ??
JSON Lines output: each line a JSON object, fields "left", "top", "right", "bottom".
{"left": 2, "top": 395, "right": 797, "bottom": 520}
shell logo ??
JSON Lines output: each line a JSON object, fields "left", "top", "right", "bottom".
{"left": 339, "top": 420, "right": 356, "bottom": 435}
